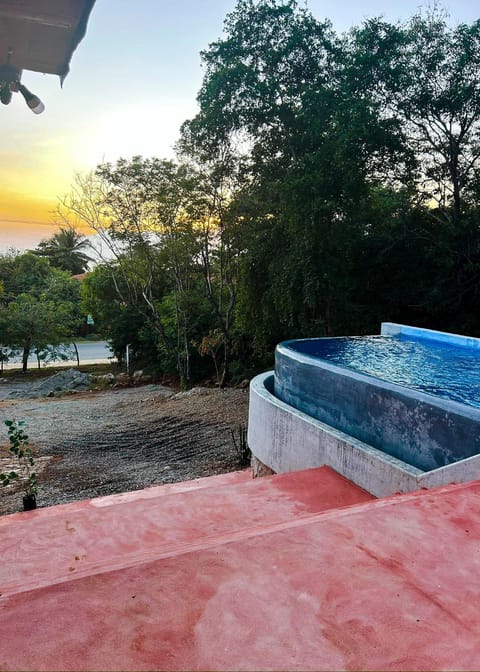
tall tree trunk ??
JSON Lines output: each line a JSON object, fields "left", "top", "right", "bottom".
{"left": 73, "top": 342, "right": 80, "bottom": 368}
{"left": 451, "top": 169, "right": 461, "bottom": 225}
{"left": 183, "top": 329, "right": 190, "bottom": 385}
{"left": 219, "top": 339, "right": 231, "bottom": 389}
{"left": 22, "top": 342, "right": 30, "bottom": 373}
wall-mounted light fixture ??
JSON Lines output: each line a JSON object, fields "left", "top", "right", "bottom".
{"left": 11, "top": 81, "right": 45, "bottom": 114}
{"left": 0, "top": 49, "right": 45, "bottom": 114}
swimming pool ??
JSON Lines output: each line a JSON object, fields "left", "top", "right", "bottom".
{"left": 248, "top": 324, "right": 480, "bottom": 494}
{"left": 285, "top": 334, "right": 480, "bottom": 409}
{"left": 273, "top": 325, "right": 480, "bottom": 471}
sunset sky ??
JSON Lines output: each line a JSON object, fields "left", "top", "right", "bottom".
{"left": 1, "top": 0, "right": 478, "bottom": 252}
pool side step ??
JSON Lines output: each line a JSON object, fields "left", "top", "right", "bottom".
{"left": 2, "top": 476, "right": 480, "bottom": 670}
{"left": 0, "top": 466, "right": 373, "bottom": 597}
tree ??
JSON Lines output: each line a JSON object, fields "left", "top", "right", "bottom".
{"left": 351, "top": 11, "right": 480, "bottom": 223}
{"left": 182, "top": 0, "right": 411, "bottom": 351}
{"left": 60, "top": 159, "right": 203, "bottom": 386}
{"left": 80, "top": 261, "right": 162, "bottom": 368}
{"left": 347, "top": 11, "right": 480, "bottom": 330}
{"left": 62, "top": 155, "right": 244, "bottom": 386}
{"left": 0, "top": 294, "right": 73, "bottom": 371}
{"left": 0, "top": 252, "right": 82, "bottom": 371}
{"left": 0, "top": 251, "right": 52, "bottom": 295}
{"left": 35, "top": 225, "right": 92, "bottom": 274}
{"left": 175, "top": 138, "right": 246, "bottom": 385}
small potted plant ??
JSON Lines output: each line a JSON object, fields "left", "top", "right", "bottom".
{"left": 0, "top": 419, "right": 38, "bottom": 511}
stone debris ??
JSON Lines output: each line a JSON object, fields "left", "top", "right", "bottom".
{"left": 114, "top": 373, "right": 130, "bottom": 387}
{"left": 8, "top": 369, "right": 92, "bottom": 399}
{"left": 172, "top": 387, "right": 211, "bottom": 400}
{"left": 92, "top": 373, "right": 115, "bottom": 383}
{"left": 236, "top": 379, "right": 250, "bottom": 389}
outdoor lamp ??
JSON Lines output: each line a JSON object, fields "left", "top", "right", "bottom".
{"left": 15, "top": 82, "right": 45, "bottom": 114}
{"left": 0, "top": 60, "right": 17, "bottom": 106}
{"left": 0, "top": 84, "right": 12, "bottom": 105}
{"left": 0, "top": 52, "right": 45, "bottom": 114}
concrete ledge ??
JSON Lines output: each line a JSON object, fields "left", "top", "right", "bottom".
{"left": 381, "top": 322, "right": 480, "bottom": 349}
{"left": 248, "top": 372, "right": 480, "bottom": 497}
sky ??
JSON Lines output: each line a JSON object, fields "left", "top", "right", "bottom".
{"left": 1, "top": 0, "right": 479, "bottom": 252}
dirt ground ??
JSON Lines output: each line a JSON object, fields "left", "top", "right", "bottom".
{"left": 0, "top": 378, "right": 250, "bottom": 516}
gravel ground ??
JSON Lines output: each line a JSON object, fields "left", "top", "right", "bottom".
{"left": 0, "top": 378, "right": 250, "bottom": 515}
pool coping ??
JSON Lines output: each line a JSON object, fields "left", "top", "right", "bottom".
{"left": 381, "top": 322, "right": 480, "bottom": 349}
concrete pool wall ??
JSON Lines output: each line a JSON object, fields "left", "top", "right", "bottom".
{"left": 248, "top": 323, "right": 480, "bottom": 496}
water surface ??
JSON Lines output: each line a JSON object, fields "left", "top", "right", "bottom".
{"left": 288, "top": 335, "right": 480, "bottom": 409}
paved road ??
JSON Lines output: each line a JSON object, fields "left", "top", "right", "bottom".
{"left": 2, "top": 341, "right": 115, "bottom": 370}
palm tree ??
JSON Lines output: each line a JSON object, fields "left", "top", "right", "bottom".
{"left": 35, "top": 226, "right": 92, "bottom": 275}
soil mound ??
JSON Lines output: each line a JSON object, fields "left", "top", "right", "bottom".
{"left": 8, "top": 369, "right": 91, "bottom": 399}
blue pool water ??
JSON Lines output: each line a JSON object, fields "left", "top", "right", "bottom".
{"left": 287, "top": 335, "right": 480, "bottom": 409}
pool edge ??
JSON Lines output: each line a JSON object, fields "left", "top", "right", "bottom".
{"left": 248, "top": 372, "right": 480, "bottom": 497}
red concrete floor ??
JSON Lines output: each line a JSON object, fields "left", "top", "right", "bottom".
{"left": 1, "top": 467, "right": 480, "bottom": 671}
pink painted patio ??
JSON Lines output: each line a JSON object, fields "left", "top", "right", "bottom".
{"left": 1, "top": 465, "right": 479, "bottom": 670}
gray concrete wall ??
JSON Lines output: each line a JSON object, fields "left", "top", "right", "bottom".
{"left": 249, "top": 372, "right": 480, "bottom": 497}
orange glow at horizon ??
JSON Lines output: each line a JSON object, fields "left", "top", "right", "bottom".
{"left": 2, "top": 188, "right": 57, "bottom": 225}
{"left": 0, "top": 188, "right": 94, "bottom": 238}
{"left": 0, "top": 189, "right": 94, "bottom": 251}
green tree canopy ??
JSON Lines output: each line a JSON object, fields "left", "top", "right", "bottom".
{"left": 180, "top": 0, "right": 415, "bottom": 349}
{"left": 0, "top": 252, "right": 82, "bottom": 371}
{"left": 349, "top": 11, "right": 480, "bottom": 222}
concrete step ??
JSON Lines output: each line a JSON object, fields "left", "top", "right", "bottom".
{"left": 1, "top": 477, "right": 480, "bottom": 670}
{"left": 85, "top": 468, "right": 254, "bottom": 503}
{"left": 0, "top": 466, "right": 373, "bottom": 597}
